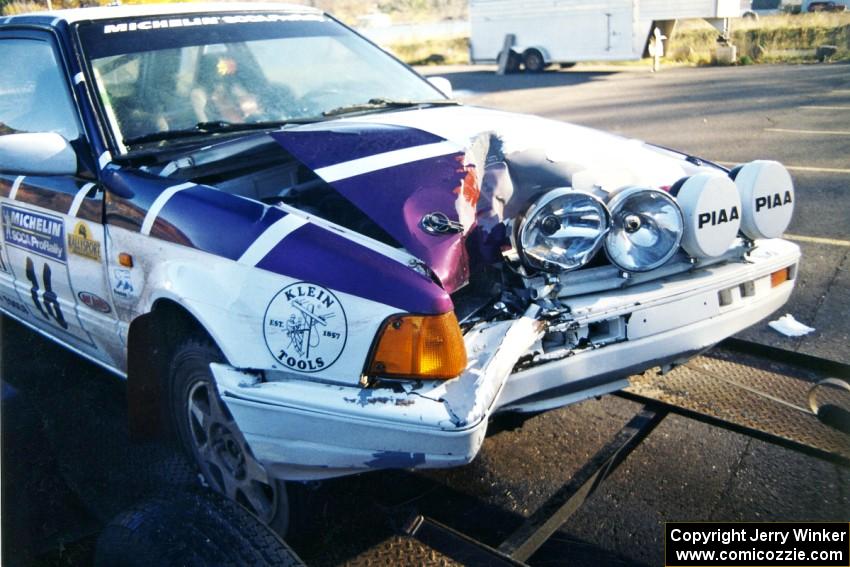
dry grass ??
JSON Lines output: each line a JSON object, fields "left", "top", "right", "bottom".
{"left": 668, "top": 12, "right": 850, "bottom": 64}
{"left": 1, "top": 0, "right": 467, "bottom": 20}
{"left": 332, "top": 0, "right": 466, "bottom": 24}
{"left": 2, "top": 0, "right": 53, "bottom": 14}
{"left": 386, "top": 35, "right": 468, "bottom": 65}
{"left": 1, "top": 0, "right": 202, "bottom": 15}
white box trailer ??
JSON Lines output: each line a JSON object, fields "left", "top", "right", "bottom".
{"left": 469, "top": 0, "right": 742, "bottom": 70}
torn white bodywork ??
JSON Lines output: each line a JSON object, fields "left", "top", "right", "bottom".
{"left": 211, "top": 308, "right": 545, "bottom": 480}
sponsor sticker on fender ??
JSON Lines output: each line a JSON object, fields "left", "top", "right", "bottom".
{"left": 68, "top": 221, "right": 102, "bottom": 261}
{"left": 78, "top": 291, "right": 112, "bottom": 313}
{"left": 0, "top": 293, "right": 30, "bottom": 316}
{"left": 263, "top": 282, "right": 347, "bottom": 373}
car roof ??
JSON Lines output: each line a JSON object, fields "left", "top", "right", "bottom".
{"left": 0, "top": 2, "right": 321, "bottom": 26}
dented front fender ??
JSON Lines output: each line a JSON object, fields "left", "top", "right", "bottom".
{"left": 209, "top": 307, "right": 545, "bottom": 480}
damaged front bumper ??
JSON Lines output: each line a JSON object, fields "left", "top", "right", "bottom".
{"left": 211, "top": 238, "right": 799, "bottom": 481}
{"left": 210, "top": 311, "right": 544, "bottom": 481}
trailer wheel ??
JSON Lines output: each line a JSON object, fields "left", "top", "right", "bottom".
{"left": 523, "top": 48, "right": 546, "bottom": 73}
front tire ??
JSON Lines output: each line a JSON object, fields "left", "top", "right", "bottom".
{"left": 168, "top": 338, "right": 290, "bottom": 536}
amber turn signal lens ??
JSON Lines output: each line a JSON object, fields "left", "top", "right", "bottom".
{"left": 368, "top": 312, "right": 467, "bottom": 380}
{"left": 771, "top": 267, "right": 791, "bottom": 288}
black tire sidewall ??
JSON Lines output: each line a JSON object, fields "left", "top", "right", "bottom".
{"left": 524, "top": 49, "right": 545, "bottom": 73}
{"left": 167, "top": 338, "right": 291, "bottom": 536}
{"left": 95, "top": 490, "right": 303, "bottom": 567}
{"left": 168, "top": 340, "right": 221, "bottom": 464}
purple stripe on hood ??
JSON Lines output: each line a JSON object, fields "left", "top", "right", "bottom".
{"left": 328, "top": 154, "right": 471, "bottom": 292}
{"left": 256, "top": 223, "right": 452, "bottom": 314}
{"left": 270, "top": 122, "right": 443, "bottom": 169}
{"left": 272, "top": 128, "right": 474, "bottom": 293}
{"left": 154, "top": 186, "right": 287, "bottom": 260}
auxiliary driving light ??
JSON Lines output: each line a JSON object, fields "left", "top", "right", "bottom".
{"left": 730, "top": 160, "right": 795, "bottom": 240}
{"left": 519, "top": 188, "right": 610, "bottom": 272}
{"left": 604, "top": 187, "right": 684, "bottom": 272}
{"left": 675, "top": 173, "right": 742, "bottom": 259}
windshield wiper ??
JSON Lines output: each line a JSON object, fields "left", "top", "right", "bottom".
{"left": 123, "top": 118, "right": 322, "bottom": 147}
{"left": 322, "top": 98, "right": 460, "bottom": 118}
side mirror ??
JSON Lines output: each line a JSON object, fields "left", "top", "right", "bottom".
{"left": 428, "top": 77, "right": 454, "bottom": 99}
{"left": 0, "top": 132, "right": 78, "bottom": 176}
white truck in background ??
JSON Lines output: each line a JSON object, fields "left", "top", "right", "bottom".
{"left": 469, "top": 0, "right": 743, "bottom": 71}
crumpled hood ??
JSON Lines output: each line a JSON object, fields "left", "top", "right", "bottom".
{"left": 271, "top": 106, "right": 708, "bottom": 294}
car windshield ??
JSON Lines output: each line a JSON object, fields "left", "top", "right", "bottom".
{"left": 76, "top": 12, "right": 444, "bottom": 152}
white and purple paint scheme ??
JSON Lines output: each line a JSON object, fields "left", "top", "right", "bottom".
{"left": 0, "top": 3, "right": 799, "bottom": 534}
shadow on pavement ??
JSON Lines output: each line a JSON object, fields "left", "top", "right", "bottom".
{"left": 420, "top": 68, "right": 620, "bottom": 96}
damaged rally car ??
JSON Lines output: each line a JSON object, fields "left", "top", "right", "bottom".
{"left": 0, "top": 3, "right": 799, "bottom": 533}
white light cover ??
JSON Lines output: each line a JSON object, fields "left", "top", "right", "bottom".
{"left": 733, "top": 160, "right": 795, "bottom": 240}
{"left": 677, "top": 173, "right": 742, "bottom": 258}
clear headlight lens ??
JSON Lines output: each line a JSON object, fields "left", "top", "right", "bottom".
{"left": 519, "top": 189, "right": 610, "bottom": 272}
{"left": 604, "top": 187, "right": 684, "bottom": 272}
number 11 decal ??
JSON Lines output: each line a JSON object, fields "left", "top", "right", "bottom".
{"left": 25, "top": 257, "right": 68, "bottom": 329}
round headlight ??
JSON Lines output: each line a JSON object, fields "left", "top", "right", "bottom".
{"left": 604, "top": 187, "right": 684, "bottom": 272}
{"left": 519, "top": 188, "right": 610, "bottom": 272}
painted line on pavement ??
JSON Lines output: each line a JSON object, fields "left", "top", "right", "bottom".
{"left": 718, "top": 162, "right": 850, "bottom": 175}
{"left": 800, "top": 105, "right": 850, "bottom": 111}
{"left": 764, "top": 128, "right": 850, "bottom": 136}
{"left": 784, "top": 234, "right": 850, "bottom": 248}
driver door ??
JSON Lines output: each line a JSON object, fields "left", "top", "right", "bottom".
{"left": 0, "top": 31, "right": 120, "bottom": 370}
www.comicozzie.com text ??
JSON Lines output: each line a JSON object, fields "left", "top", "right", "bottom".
{"left": 669, "top": 527, "right": 848, "bottom": 546}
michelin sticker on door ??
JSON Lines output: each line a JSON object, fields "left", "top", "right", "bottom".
{"left": 2, "top": 205, "right": 66, "bottom": 262}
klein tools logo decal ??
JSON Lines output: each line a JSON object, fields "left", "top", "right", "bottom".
{"left": 67, "top": 221, "right": 101, "bottom": 261}
{"left": 263, "top": 283, "right": 347, "bottom": 373}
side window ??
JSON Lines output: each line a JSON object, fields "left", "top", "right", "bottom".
{"left": 0, "top": 38, "right": 80, "bottom": 140}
